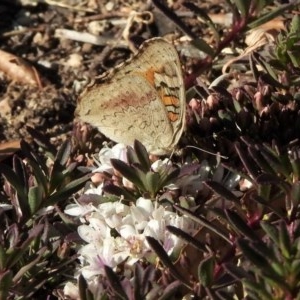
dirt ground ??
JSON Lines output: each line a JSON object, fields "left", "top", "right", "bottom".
{"left": 0, "top": 0, "right": 218, "bottom": 153}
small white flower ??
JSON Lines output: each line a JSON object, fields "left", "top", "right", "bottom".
{"left": 64, "top": 201, "right": 95, "bottom": 218}
{"left": 151, "top": 158, "right": 172, "bottom": 173}
{"left": 79, "top": 237, "right": 128, "bottom": 279}
{"left": 84, "top": 181, "right": 104, "bottom": 195}
{"left": 97, "top": 201, "right": 130, "bottom": 229}
{"left": 63, "top": 282, "right": 79, "bottom": 299}
{"left": 92, "top": 143, "right": 128, "bottom": 174}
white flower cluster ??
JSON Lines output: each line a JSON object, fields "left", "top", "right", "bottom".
{"left": 70, "top": 197, "right": 193, "bottom": 279}
{"left": 63, "top": 144, "right": 196, "bottom": 298}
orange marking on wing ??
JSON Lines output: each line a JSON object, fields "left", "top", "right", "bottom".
{"left": 168, "top": 111, "right": 179, "bottom": 122}
{"left": 141, "top": 67, "right": 156, "bottom": 86}
{"left": 162, "top": 95, "right": 180, "bottom": 107}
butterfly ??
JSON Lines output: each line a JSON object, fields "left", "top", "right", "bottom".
{"left": 76, "top": 38, "right": 185, "bottom": 155}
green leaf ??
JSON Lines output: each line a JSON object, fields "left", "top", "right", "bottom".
{"left": 46, "top": 173, "right": 91, "bottom": 205}
{"left": 159, "top": 281, "right": 182, "bottom": 299}
{"left": 287, "top": 50, "right": 300, "bottom": 68}
{"left": 248, "top": 2, "right": 300, "bottom": 29}
{"left": 198, "top": 256, "right": 215, "bottom": 287}
{"left": 110, "top": 159, "right": 146, "bottom": 190}
{"left": 190, "top": 38, "right": 215, "bottom": 57}
{"left": 223, "top": 263, "right": 249, "bottom": 280}
{"left": 0, "top": 270, "right": 13, "bottom": 300}
{"left": 291, "top": 259, "right": 300, "bottom": 277}
{"left": 232, "top": 0, "right": 251, "bottom": 17}
{"left": 259, "top": 146, "right": 291, "bottom": 179}
{"left": 278, "top": 221, "right": 291, "bottom": 259}
{"left": 0, "top": 244, "right": 6, "bottom": 269}
{"left": 49, "top": 140, "right": 72, "bottom": 192}
{"left": 12, "top": 155, "right": 28, "bottom": 196}
{"left": 104, "top": 265, "right": 129, "bottom": 300}
{"left": 0, "top": 162, "right": 28, "bottom": 202}
{"left": 167, "top": 225, "right": 206, "bottom": 252}
{"left": 260, "top": 221, "right": 279, "bottom": 245}
{"left": 252, "top": 53, "right": 283, "bottom": 87}
{"left": 225, "top": 209, "right": 259, "bottom": 241}
{"left": 290, "top": 182, "right": 300, "bottom": 217}
{"left": 55, "top": 139, "right": 71, "bottom": 166}
{"left": 133, "top": 140, "right": 151, "bottom": 171}
{"left": 103, "top": 184, "right": 137, "bottom": 201}
{"left": 174, "top": 205, "right": 231, "bottom": 244}
{"left": 159, "top": 168, "right": 180, "bottom": 188}
{"left": 20, "top": 140, "right": 48, "bottom": 194}
{"left": 237, "top": 239, "right": 270, "bottom": 269}
{"left": 248, "top": 146, "right": 276, "bottom": 175}
{"left": 26, "top": 126, "right": 56, "bottom": 160}
{"left": 236, "top": 142, "right": 262, "bottom": 181}
{"left": 146, "top": 236, "right": 189, "bottom": 286}
{"left": 6, "top": 224, "right": 44, "bottom": 268}
{"left": 204, "top": 181, "right": 239, "bottom": 203}
{"left": 12, "top": 247, "right": 47, "bottom": 283}
{"left": 145, "top": 171, "right": 161, "bottom": 196}
{"left": 290, "top": 14, "right": 300, "bottom": 33}
{"left": 243, "top": 279, "right": 274, "bottom": 299}
{"left": 78, "top": 274, "right": 89, "bottom": 300}
{"left": 28, "top": 185, "right": 44, "bottom": 214}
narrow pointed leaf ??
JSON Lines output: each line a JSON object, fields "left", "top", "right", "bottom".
{"left": 111, "top": 158, "right": 146, "bottom": 190}
{"left": 167, "top": 225, "right": 206, "bottom": 252}
{"left": 159, "top": 281, "right": 182, "bottom": 300}
{"left": 104, "top": 265, "right": 129, "bottom": 300}
{"left": 142, "top": 266, "right": 156, "bottom": 295}
{"left": 46, "top": 173, "right": 91, "bottom": 205}
{"left": 248, "top": 2, "right": 300, "bottom": 29}
{"left": 260, "top": 221, "right": 279, "bottom": 245}
{"left": 248, "top": 146, "right": 275, "bottom": 174}
{"left": 55, "top": 139, "right": 71, "bottom": 166}
{"left": 232, "top": 0, "right": 250, "bottom": 17}
{"left": 28, "top": 185, "right": 44, "bottom": 215}
{"left": 0, "top": 162, "right": 27, "bottom": 201}
{"left": 237, "top": 239, "right": 270, "bottom": 269}
{"left": 0, "top": 270, "right": 13, "bottom": 300}
{"left": 198, "top": 256, "right": 215, "bottom": 287}
{"left": 133, "top": 263, "right": 143, "bottom": 299}
{"left": 145, "top": 171, "right": 161, "bottom": 196}
{"left": 291, "top": 181, "right": 300, "bottom": 208}
{"left": 225, "top": 209, "right": 259, "bottom": 241}
{"left": 134, "top": 140, "right": 151, "bottom": 171}
{"left": 174, "top": 205, "right": 231, "bottom": 244}
{"left": 103, "top": 184, "right": 136, "bottom": 201}
{"left": 223, "top": 263, "right": 249, "bottom": 280}
{"left": 26, "top": 126, "right": 56, "bottom": 159}
{"left": 160, "top": 168, "right": 180, "bottom": 187}
{"left": 278, "top": 221, "right": 291, "bottom": 258}
{"left": 0, "top": 244, "right": 6, "bottom": 269}
{"left": 12, "top": 155, "right": 28, "bottom": 196}
{"left": 204, "top": 181, "right": 239, "bottom": 203}
{"left": 78, "top": 274, "right": 89, "bottom": 300}
{"left": 12, "top": 247, "right": 47, "bottom": 283}
{"left": 146, "top": 236, "right": 189, "bottom": 286}
{"left": 6, "top": 224, "right": 44, "bottom": 268}
{"left": 20, "top": 140, "right": 49, "bottom": 188}
{"left": 235, "top": 143, "right": 260, "bottom": 180}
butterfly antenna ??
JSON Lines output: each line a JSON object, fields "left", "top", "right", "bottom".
{"left": 186, "top": 146, "right": 228, "bottom": 159}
